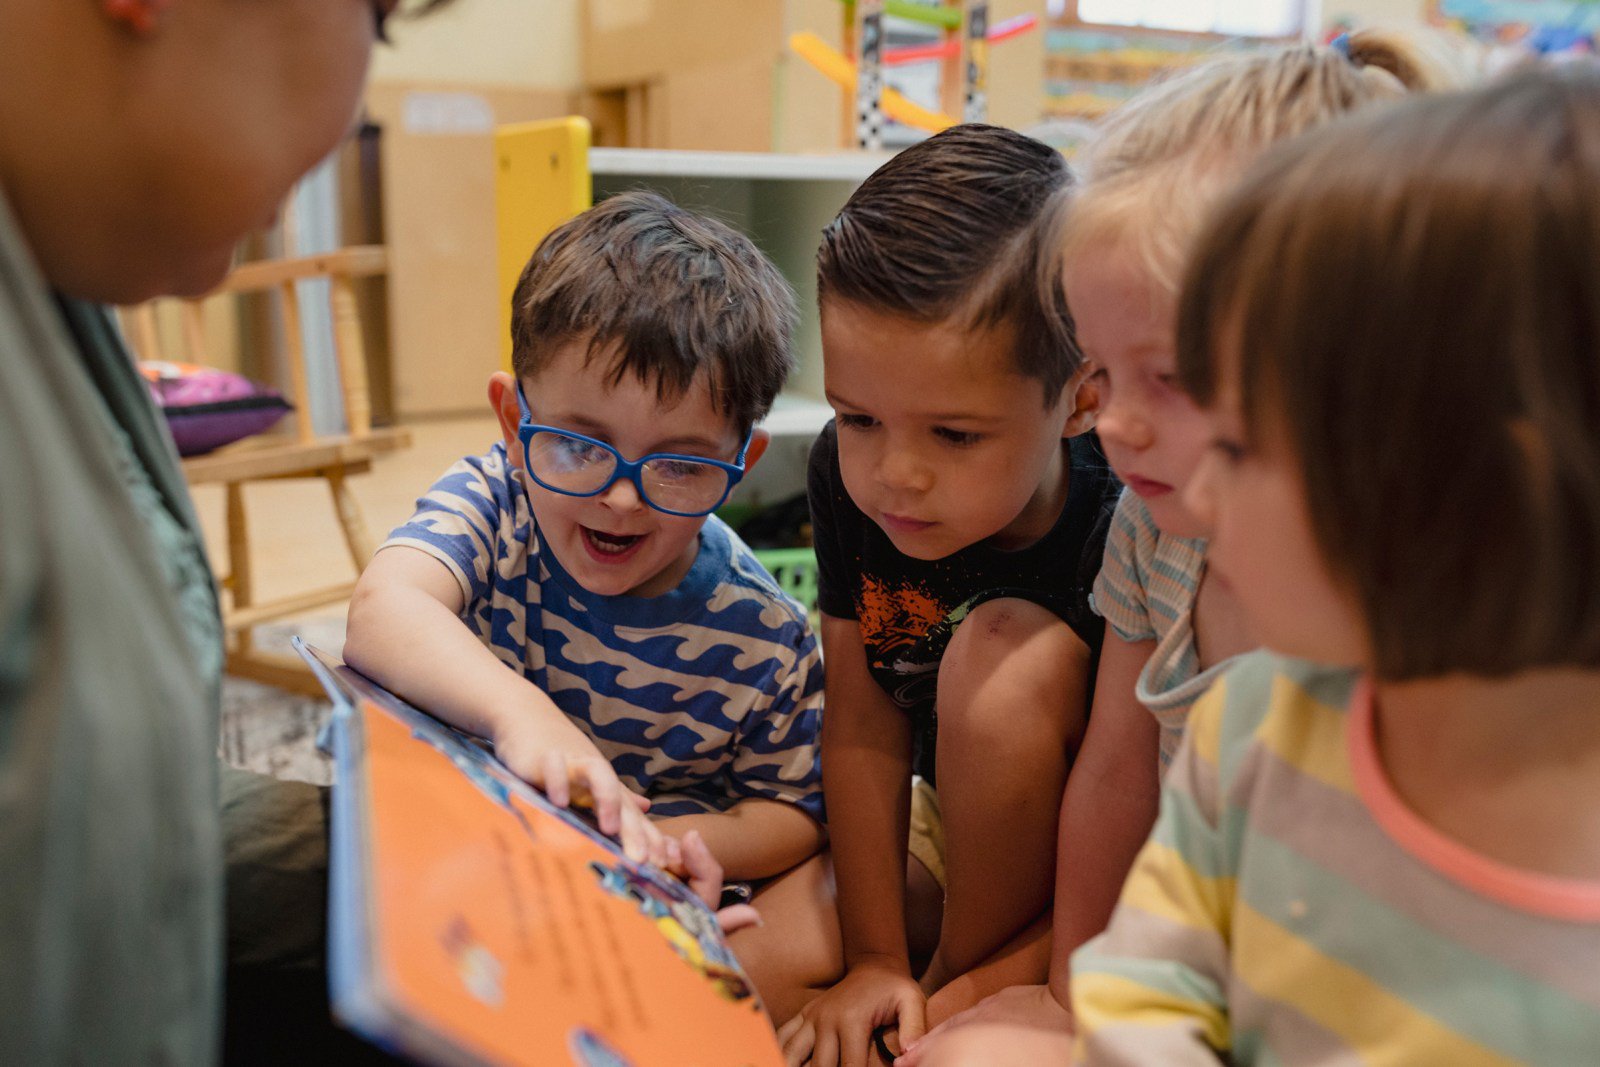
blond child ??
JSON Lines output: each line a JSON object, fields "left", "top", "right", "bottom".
{"left": 899, "top": 43, "right": 1408, "bottom": 1064}
{"left": 1067, "top": 62, "right": 1600, "bottom": 1064}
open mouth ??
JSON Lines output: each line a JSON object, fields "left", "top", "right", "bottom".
{"left": 582, "top": 526, "right": 646, "bottom": 560}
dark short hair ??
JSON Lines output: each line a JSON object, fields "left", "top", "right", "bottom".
{"left": 510, "top": 190, "right": 797, "bottom": 434}
{"left": 816, "top": 124, "right": 1078, "bottom": 403}
{"left": 1178, "top": 65, "right": 1600, "bottom": 679}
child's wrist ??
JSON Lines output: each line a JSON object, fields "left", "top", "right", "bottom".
{"left": 848, "top": 949, "right": 912, "bottom": 975}
{"left": 491, "top": 706, "right": 599, "bottom": 763}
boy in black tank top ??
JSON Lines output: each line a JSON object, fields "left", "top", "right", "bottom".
{"left": 743, "top": 126, "right": 1120, "bottom": 1061}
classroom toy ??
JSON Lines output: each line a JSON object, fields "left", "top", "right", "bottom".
{"left": 794, "top": 0, "right": 1037, "bottom": 144}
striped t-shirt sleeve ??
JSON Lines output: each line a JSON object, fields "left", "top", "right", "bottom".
{"left": 1092, "top": 489, "right": 1159, "bottom": 643}
{"left": 1072, "top": 677, "right": 1234, "bottom": 1064}
{"left": 727, "top": 629, "right": 826, "bottom": 821}
{"left": 382, "top": 452, "right": 508, "bottom": 606}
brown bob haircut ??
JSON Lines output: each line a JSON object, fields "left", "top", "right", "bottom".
{"left": 816, "top": 123, "right": 1079, "bottom": 403}
{"left": 1178, "top": 65, "right": 1600, "bottom": 680}
{"left": 510, "top": 190, "right": 797, "bottom": 435}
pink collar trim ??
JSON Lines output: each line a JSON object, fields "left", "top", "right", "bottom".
{"left": 1348, "top": 677, "right": 1600, "bottom": 922}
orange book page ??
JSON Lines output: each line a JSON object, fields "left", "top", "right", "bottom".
{"left": 358, "top": 699, "right": 783, "bottom": 1066}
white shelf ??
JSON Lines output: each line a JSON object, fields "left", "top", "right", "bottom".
{"left": 736, "top": 396, "right": 833, "bottom": 508}
{"left": 589, "top": 148, "right": 890, "bottom": 183}
{"left": 760, "top": 395, "right": 834, "bottom": 438}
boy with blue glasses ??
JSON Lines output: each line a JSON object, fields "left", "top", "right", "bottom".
{"left": 345, "top": 192, "right": 825, "bottom": 904}
{"left": 514, "top": 382, "right": 754, "bottom": 519}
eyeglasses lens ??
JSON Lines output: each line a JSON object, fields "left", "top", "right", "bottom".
{"left": 527, "top": 431, "right": 616, "bottom": 494}
{"left": 526, "top": 430, "right": 732, "bottom": 515}
{"left": 641, "top": 458, "right": 731, "bottom": 515}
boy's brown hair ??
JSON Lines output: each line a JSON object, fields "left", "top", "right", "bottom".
{"left": 510, "top": 190, "right": 797, "bottom": 434}
{"left": 816, "top": 123, "right": 1078, "bottom": 403}
{"left": 1178, "top": 65, "right": 1600, "bottom": 679}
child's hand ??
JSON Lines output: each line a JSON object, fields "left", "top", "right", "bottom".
{"left": 672, "top": 829, "right": 762, "bottom": 935}
{"left": 493, "top": 720, "right": 665, "bottom": 866}
{"left": 893, "top": 984, "right": 1071, "bottom": 1066}
{"left": 778, "top": 955, "right": 926, "bottom": 1067}
{"left": 541, "top": 749, "right": 667, "bottom": 866}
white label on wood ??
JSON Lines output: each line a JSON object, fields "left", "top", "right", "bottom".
{"left": 401, "top": 92, "right": 495, "bottom": 136}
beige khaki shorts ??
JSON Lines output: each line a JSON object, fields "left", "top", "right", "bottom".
{"left": 906, "top": 775, "right": 946, "bottom": 889}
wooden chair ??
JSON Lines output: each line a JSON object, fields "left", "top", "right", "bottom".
{"left": 121, "top": 246, "right": 410, "bottom": 695}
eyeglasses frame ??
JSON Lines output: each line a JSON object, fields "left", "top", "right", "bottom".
{"left": 515, "top": 384, "right": 751, "bottom": 518}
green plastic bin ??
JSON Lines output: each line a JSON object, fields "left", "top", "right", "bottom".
{"left": 753, "top": 546, "right": 820, "bottom": 618}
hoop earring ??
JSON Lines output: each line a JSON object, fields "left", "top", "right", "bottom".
{"left": 102, "top": 0, "right": 170, "bottom": 34}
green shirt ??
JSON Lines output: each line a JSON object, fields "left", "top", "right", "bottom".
{"left": 0, "top": 192, "right": 225, "bottom": 1062}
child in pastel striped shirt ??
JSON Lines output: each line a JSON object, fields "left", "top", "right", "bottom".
{"left": 1073, "top": 65, "right": 1600, "bottom": 1064}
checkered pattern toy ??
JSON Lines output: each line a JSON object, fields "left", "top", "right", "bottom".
{"left": 855, "top": 0, "right": 886, "bottom": 150}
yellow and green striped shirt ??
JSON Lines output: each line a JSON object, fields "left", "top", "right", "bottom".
{"left": 1073, "top": 651, "right": 1600, "bottom": 1065}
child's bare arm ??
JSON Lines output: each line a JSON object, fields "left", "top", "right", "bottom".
{"left": 820, "top": 614, "right": 918, "bottom": 968}
{"left": 1044, "top": 631, "right": 1162, "bottom": 1007}
{"left": 778, "top": 613, "right": 926, "bottom": 1065}
{"left": 899, "top": 634, "right": 1161, "bottom": 1065}
{"left": 346, "top": 546, "right": 600, "bottom": 756}
{"left": 922, "top": 916, "right": 1053, "bottom": 1020}
{"left": 655, "top": 799, "right": 824, "bottom": 882}
{"left": 1070, "top": 687, "right": 1232, "bottom": 1062}
{"left": 345, "top": 546, "right": 667, "bottom": 864}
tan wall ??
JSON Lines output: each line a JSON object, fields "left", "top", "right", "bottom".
{"left": 372, "top": 0, "right": 583, "bottom": 90}
{"left": 365, "top": 2, "right": 584, "bottom": 416}
{"left": 990, "top": 0, "right": 1050, "bottom": 131}
{"left": 1323, "top": 0, "right": 1432, "bottom": 26}
{"left": 366, "top": 83, "right": 574, "bottom": 418}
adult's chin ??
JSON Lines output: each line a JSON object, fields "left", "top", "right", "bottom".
{"left": 56, "top": 241, "right": 235, "bottom": 306}
{"left": 153, "top": 243, "right": 238, "bottom": 301}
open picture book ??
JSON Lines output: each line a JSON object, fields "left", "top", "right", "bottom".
{"left": 294, "top": 638, "right": 783, "bottom": 1067}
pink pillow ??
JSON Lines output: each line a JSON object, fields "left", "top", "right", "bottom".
{"left": 140, "top": 361, "right": 292, "bottom": 457}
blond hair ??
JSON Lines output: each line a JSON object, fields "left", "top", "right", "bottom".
{"left": 1057, "top": 44, "right": 1407, "bottom": 296}
{"left": 1345, "top": 23, "right": 1485, "bottom": 92}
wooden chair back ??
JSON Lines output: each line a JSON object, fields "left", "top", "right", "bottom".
{"left": 120, "top": 246, "right": 408, "bottom": 696}
{"left": 121, "top": 245, "right": 388, "bottom": 447}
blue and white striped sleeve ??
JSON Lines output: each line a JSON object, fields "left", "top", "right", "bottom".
{"left": 727, "top": 624, "right": 826, "bottom": 823}
{"left": 382, "top": 450, "right": 509, "bottom": 608}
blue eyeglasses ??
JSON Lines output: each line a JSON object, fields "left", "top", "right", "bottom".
{"left": 516, "top": 385, "right": 751, "bottom": 518}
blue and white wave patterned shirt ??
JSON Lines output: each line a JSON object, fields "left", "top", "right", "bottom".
{"left": 383, "top": 442, "right": 825, "bottom": 822}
